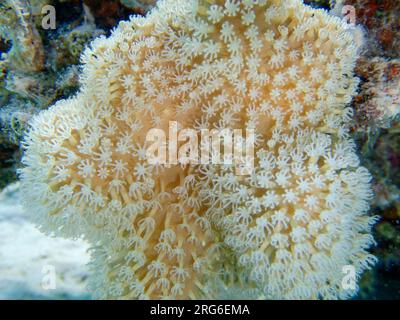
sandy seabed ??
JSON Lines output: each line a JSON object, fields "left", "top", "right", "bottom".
{"left": 0, "top": 184, "right": 91, "bottom": 299}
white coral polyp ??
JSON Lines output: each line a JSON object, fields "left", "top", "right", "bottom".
{"left": 20, "top": 0, "right": 377, "bottom": 299}
{"left": 201, "top": 130, "right": 378, "bottom": 299}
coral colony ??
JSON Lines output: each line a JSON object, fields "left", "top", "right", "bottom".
{"left": 20, "top": 0, "right": 378, "bottom": 299}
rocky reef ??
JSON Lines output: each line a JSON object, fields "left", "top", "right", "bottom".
{"left": 19, "top": 0, "right": 379, "bottom": 299}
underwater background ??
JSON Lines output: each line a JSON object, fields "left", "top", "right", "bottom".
{"left": 0, "top": 0, "right": 399, "bottom": 299}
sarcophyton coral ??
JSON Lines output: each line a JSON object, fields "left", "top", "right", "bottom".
{"left": 22, "top": 96, "right": 236, "bottom": 299}
{"left": 20, "top": 0, "right": 378, "bottom": 299}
